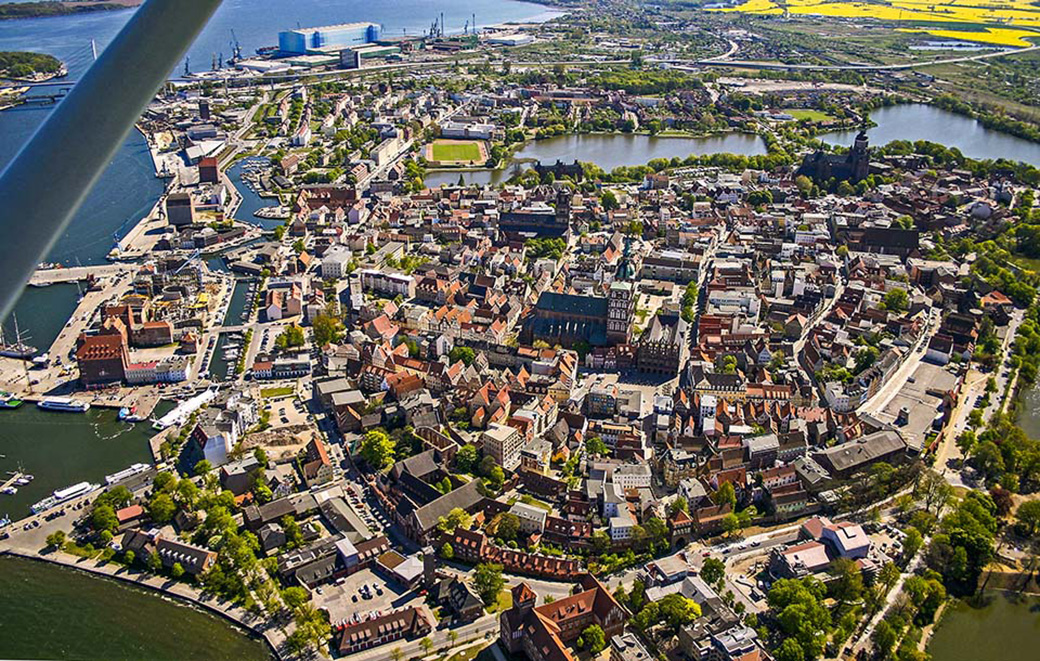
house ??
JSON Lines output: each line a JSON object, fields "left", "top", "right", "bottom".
{"left": 156, "top": 537, "right": 217, "bottom": 576}
{"left": 433, "top": 576, "right": 485, "bottom": 622}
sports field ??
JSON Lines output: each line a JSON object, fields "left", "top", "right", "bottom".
{"left": 714, "top": 0, "right": 1040, "bottom": 47}
{"left": 430, "top": 140, "right": 483, "bottom": 163}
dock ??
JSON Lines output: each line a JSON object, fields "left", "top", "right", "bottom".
{"left": 1, "top": 471, "right": 25, "bottom": 492}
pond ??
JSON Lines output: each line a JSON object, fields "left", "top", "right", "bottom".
{"left": 424, "top": 131, "right": 768, "bottom": 188}
{"left": 928, "top": 591, "right": 1040, "bottom": 661}
{"left": 819, "top": 104, "right": 1040, "bottom": 167}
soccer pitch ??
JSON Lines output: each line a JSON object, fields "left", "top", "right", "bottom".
{"left": 430, "top": 140, "right": 483, "bottom": 162}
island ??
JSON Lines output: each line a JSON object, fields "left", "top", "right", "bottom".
{"left": 0, "top": 51, "right": 64, "bottom": 81}
{"left": 0, "top": 0, "right": 141, "bottom": 20}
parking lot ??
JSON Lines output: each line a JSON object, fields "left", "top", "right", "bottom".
{"left": 264, "top": 392, "right": 311, "bottom": 429}
{"left": 313, "top": 567, "right": 419, "bottom": 626}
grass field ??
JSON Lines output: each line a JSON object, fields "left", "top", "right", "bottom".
{"left": 430, "top": 140, "right": 483, "bottom": 163}
{"left": 260, "top": 386, "right": 295, "bottom": 398}
{"left": 788, "top": 109, "right": 836, "bottom": 122}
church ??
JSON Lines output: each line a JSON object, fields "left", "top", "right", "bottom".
{"left": 797, "top": 130, "right": 871, "bottom": 184}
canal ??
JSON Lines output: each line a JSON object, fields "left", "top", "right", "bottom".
{"left": 228, "top": 157, "right": 282, "bottom": 230}
{"left": 928, "top": 592, "right": 1040, "bottom": 661}
{"left": 820, "top": 104, "right": 1040, "bottom": 167}
{"left": 424, "top": 131, "right": 768, "bottom": 187}
{"left": 0, "top": 556, "right": 271, "bottom": 661}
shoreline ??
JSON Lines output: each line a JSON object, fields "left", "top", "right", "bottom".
{"left": 0, "top": 547, "right": 283, "bottom": 660}
{"left": 0, "top": 1, "right": 141, "bottom": 22}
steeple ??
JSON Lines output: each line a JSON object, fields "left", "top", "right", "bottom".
{"left": 615, "top": 235, "right": 636, "bottom": 281}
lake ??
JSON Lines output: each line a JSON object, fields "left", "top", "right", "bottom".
{"left": 928, "top": 592, "right": 1040, "bottom": 661}
{"left": 820, "top": 104, "right": 1040, "bottom": 167}
{"left": 424, "top": 132, "right": 768, "bottom": 187}
{"left": 0, "top": 555, "right": 271, "bottom": 661}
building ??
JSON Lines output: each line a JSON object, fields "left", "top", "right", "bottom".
{"left": 611, "top": 633, "right": 652, "bottom": 661}
{"left": 797, "top": 130, "right": 870, "bottom": 184}
{"left": 636, "top": 310, "right": 687, "bottom": 375}
{"left": 156, "top": 537, "right": 217, "bottom": 576}
{"left": 500, "top": 576, "right": 627, "bottom": 661}
{"left": 166, "top": 192, "right": 196, "bottom": 227}
{"left": 76, "top": 329, "right": 129, "bottom": 388}
{"left": 482, "top": 423, "right": 524, "bottom": 471}
{"left": 198, "top": 156, "right": 219, "bottom": 184}
{"left": 279, "top": 22, "right": 382, "bottom": 56}
{"left": 509, "top": 501, "right": 548, "bottom": 535}
{"left": 335, "top": 606, "right": 431, "bottom": 656}
{"left": 358, "top": 268, "right": 415, "bottom": 298}
{"left": 322, "top": 245, "right": 353, "bottom": 279}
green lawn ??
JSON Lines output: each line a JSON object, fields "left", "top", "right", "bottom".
{"left": 485, "top": 589, "right": 513, "bottom": 614}
{"left": 260, "top": 386, "right": 295, "bottom": 398}
{"left": 788, "top": 109, "right": 836, "bottom": 122}
{"left": 431, "top": 141, "right": 482, "bottom": 162}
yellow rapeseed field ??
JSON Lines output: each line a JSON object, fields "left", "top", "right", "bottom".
{"left": 713, "top": 0, "right": 1040, "bottom": 47}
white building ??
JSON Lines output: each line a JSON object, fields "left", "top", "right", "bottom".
{"left": 482, "top": 423, "right": 523, "bottom": 471}
{"left": 321, "top": 245, "right": 353, "bottom": 279}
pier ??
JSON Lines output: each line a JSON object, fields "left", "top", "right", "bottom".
{"left": 0, "top": 471, "right": 26, "bottom": 493}
{"left": 28, "top": 264, "right": 134, "bottom": 287}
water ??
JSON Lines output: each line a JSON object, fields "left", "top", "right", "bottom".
{"left": 223, "top": 278, "right": 253, "bottom": 325}
{"left": 0, "top": 405, "right": 155, "bottom": 516}
{"left": 0, "top": 0, "right": 560, "bottom": 266}
{"left": 0, "top": 556, "right": 271, "bottom": 661}
{"left": 928, "top": 592, "right": 1040, "bottom": 661}
{"left": 227, "top": 157, "right": 280, "bottom": 229}
{"left": 7, "top": 283, "right": 80, "bottom": 354}
{"left": 820, "top": 104, "right": 1040, "bottom": 167}
{"left": 423, "top": 132, "right": 768, "bottom": 187}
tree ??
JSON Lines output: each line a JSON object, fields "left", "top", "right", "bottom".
{"left": 440, "top": 542, "right": 454, "bottom": 560}
{"left": 601, "top": 189, "right": 619, "bottom": 211}
{"left": 669, "top": 496, "right": 688, "bottom": 517}
{"left": 124, "top": 549, "right": 135, "bottom": 566}
{"left": 171, "top": 562, "right": 185, "bottom": 579}
{"left": 700, "top": 557, "right": 726, "bottom": 587}
{"left": 194, "top": 459, "right": 212, "bottom": 477}
{"left": 275, "top": 324, "right": 305, "bottom": 350}
{"left": 590, "top": 530, "right": 611, "bottom": 555}
{"left": 45, "top": 530, "right": 66, "bottom": 550}
{"left": 872, "top": 620, "right": 897, "bottom": 659}
{"left": 883, "top": 288, "right": 909, "bottom": 313}
{"left": 768, "top": 577, "right": 831, "bottom": 660}
{"left": 391, "top": 648, "right": 403, "bottom": 661}
{"left": 455, "top": 444, "right": 478, "bottom": 473}
{"left": 359, "top": 429, "right": 396, "bottom": 469}
{"left": 722, "top": 513, "right": 740, "bottom": 537}
{"left": 474, "top": 563, "right": 505, "bottom": 606}
{"left": 775, "top": 638, "right": 805, "bottom": 661}
{"left": 658, "top": 593, "right": 701, "bottom": 631}
{"left": 437, "top": 507, "right": 473, "bottom": 534}
{"left": 448, "top": 346, "right": 476, "bottom": 366}
{"left": 147, "top": 493, "right": 177, "bottom": 524}
{"left": 916, "top": 469, "right": 953, "bottom": 516}
{"left": 448, "top": 630, "right": 459, "bottom": 648}
{"left": 903, "top": 527, "right": 924, "bottom": 560}
{"left": 312, "top": 313, "right": 343, "bottom": 347}
{"left": 581, "top": 624, "right": 606, "bottom": 653}
{"left": 828, "top": 558, "right": 863, "bottom": 609}
{"left": 91, "top": 504, "right": 119, "bottom": 534}
{"left": 712, "top": 482, "right": 736, "bottom": 508}
{"left": 147, "top": 550, "right": 163, "bottom": 573}
{"left": 282, "top": 514, "right": 303, "bottom": 548}
{"left": 1015, "top": 500, "right": 1040, "bottom": 537}
{"left": 420, "top": 637, "right": 434, "bottom": 656}
{"left": 282, "top": 586, "right": 310, "bottom": 611}
{"left": 495, "top": 512, "right": 521, "bottom": 541}
{"left": 585, "top": 435, "right": 608, "bottom": 457}
{"left": 175, "top": 479, "right": 199, "bottom": 510}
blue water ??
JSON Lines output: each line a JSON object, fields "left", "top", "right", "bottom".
{"left": 0, "top": 0, "right": 561, "bottom": 267}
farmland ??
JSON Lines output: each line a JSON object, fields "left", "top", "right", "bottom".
{"left": 716, "top": 0, "right": 1040, "bottom": 47}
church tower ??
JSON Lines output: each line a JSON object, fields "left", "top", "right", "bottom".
{"left": 607, "top": 236, "right": 636, "bottom": 345}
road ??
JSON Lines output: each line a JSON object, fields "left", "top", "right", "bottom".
{"left": 794, "top": 279, "right": 846, "bottom": 386}
{"left": 858, "top": 307, "right": 941, "bottom": 416}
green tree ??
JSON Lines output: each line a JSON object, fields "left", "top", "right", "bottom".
{"left": 883, "top": 288, "right": 909, "bottom": 313}
{"left": 359, "top": 429, "right": 396, "bottom": 469}
{"left": 669, "top": 496, "right": 688, "bottom": 517}
{"left": 437, "top": 507, "right": 473, "bottom": 534}
{"left": 454, "top": 444, "right": 478, "bottom": 473}
{"left": 775, "top": 638, "right": 805, "bottom": 661}
{"left": 420, "top": 637, "right": 434, "bottom": 656}
{"left": 171, "top": 562, "right": 185, "bottom": 579}
{"left": 712, "top": 482, "right": 736, "bottom": 508}
{"left": 585, "top": 435, "right": 608, "bottom": 457}
{"left": 1015, "top": 499, "right": 1040, "bottom": 536}
{"left": 495, "top": 512, "right": 521, "bottom": 541}
{"left": 700, "top": 557, "right": 726, "bottom": 587}
{"left": 45, "top": 530, "right": 66, "bottom": 550}
{"left": 147, "top": 492, "right": 177, "bottom": 524}
{"left": 440, "top": 542, "right": 454, "bottom": 559}
{"left": 193, "top": 459, "right": 212, "bottom": 477}
{"left": 828, "top": 558, "right": 863, "bottom": 609}
{"left": 581, "top": 624, "right": 606, "bottom": 653}
{"left": 474, "top": 563, "right": 505, "bottom": 606}
{"left": 312, "top": 313, "right": 344, "bottom": 347}
{"left": 147, "top": 550, "right": 163, "bottom": 573}
{"left": 448, "top": 346, "right": 476, "bottom": 366}
{"left": 601, "top": 189, "right": 619, "bottom": 211}
{"left": 722, "top": 513, "right": 740, "bottom": 537}
{"left": 91, "top": 504, "right": 119, "bottom": 534}
{"left": 872, "top": 620, "right": 898, "bottom": 659}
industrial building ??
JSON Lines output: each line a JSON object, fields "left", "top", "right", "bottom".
{"left": 278, "top": 22, "right": 382, "bottom": 55}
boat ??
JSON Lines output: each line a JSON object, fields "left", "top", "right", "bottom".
{"left": 0, "top": 516, "right": 11, "bottom": 528}
{"left": 0, "top": 391, "right": 23, "bottom": 409}
{"left": 1, "top": 487, "right": 17, "bottom": 495}
{"left": 118, "top": 405, "right": 136, "bottom": 421}
{"left": 104, "top": 462, "right": 151, "bottom": 486}
{"left": 31, "top": 481, "right": 99, "bottom": 513}
{"left": 0, "top": 313, "right": 37, "bottom": 360}
{"left": 37, "top": 397, "right": 91, "bottom": 413}
{"left": 14, "top": 476, "right": 32, "bottom": 486}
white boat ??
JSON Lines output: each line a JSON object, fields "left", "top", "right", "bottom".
{"left": 104, "top": 463, "right": 151, "bottom": 486}
{"left": 31, "top": 481, "right": 99, "bottom": 513}
{"left": 37, "top": 397, "right": 90, "bottom": 413}
{"left": 1, "top": 486, "right": 17, "bottom": 495}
